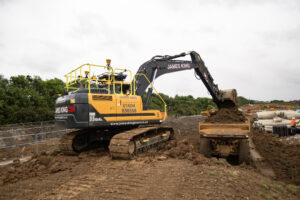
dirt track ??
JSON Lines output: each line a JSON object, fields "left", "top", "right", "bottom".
{"left": 0, "top": 115, "right": 299, "bottom": 200}
{"left": 1, "top": 150, "right": 299, "bottom": 200}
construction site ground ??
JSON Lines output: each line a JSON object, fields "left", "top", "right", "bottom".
{"left": 0, "top": 116, "right": 299, "bottom": 200}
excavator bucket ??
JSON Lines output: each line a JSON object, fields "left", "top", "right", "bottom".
{"left": 219, "top": 89, "right": 238, "bottom": 108}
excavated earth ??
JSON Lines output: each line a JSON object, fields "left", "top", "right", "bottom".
{"left": 205, "top": 107, "right": 246, "bottom": 123}
{"left": 251, "top": 128, "right": 300, "bottom": 185}
{"left": 0, "top": 115, "right": 299, "bottom": 200}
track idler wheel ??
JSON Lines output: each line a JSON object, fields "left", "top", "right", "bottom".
{"left": 72, "top": 134, "right": 89, "bottom": 152}
{"left": 128, "top": 140, "right": 137, "bottom": 158}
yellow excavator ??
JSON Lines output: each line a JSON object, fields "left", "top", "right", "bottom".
{"left": 55, "top": 51, "right": 238, "bottom": 159}
{"left": 200, "top": 105, "right": 216, "bottom": 117}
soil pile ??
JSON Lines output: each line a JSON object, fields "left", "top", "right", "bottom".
{"left": 0, "top": 150, "right": 71, "bottom": 185}
{"left": 205, "top": 107, "right": 246, "bottom": 123}
{"left": 158, "top": 137, "right": 228, "bottom": 167}
{"left": 138, "top": 135, "right": 227, "bottom": 167}
{"left": 251, "top": 128, "right": 300, "bottom": 185}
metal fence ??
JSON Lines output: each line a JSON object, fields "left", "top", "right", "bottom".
{"left": 0, "top": 121, "right": 74, "bottom": 155}
{"left": 0, "top": 120, "right": 55, "bottom": 130}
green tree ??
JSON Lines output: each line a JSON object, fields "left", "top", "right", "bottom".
{"left": 142, "top": 93, "right": 216, "bottom": 116}
{"left": 0, "top": 75, "right": 65, "bottom": 125}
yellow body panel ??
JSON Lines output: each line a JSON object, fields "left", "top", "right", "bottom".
{"left": 88, "top": 93, "right": 117, "bottom": 121}
{"left": 88, "top": 93, "right": 162, "bottom": 122}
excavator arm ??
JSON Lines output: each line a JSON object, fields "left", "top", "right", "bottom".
{"left": 133, "top": 51, "right": 237, "bottom": 109}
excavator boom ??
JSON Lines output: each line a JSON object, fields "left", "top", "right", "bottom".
{"left": 133, "top": 51, "right": 237, "bottom": 109}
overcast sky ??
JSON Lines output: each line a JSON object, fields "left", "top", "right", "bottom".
{"left": 0, "top": 0, "right": 299, "bottom": 101}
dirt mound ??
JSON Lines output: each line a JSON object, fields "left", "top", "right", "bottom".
{"left": 251, "top": 128, "right": 300, "bottom": 185}
{"left": 158, "top": 137, "right": 229, "bottom": 167}
{"left": 205, "top": 107, "right": 246, "bottom": 123}
{"left": 0, "top": 150, "right": 71, "bottom": 186}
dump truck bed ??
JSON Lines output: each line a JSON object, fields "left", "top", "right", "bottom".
{"left": 198, "top": 122, "right": 251, "bottom": 161}
{"left": 199, "top": 123, "right": 250, "bottom": 138}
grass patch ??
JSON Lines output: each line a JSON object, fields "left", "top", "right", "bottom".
{"left": 209, "top": 172, "right": 217, "bottom": 176}
{"left": 272, "top": 193, "right": 281, "bottom": 199}
{"left": 219, "top": 159, "right": 227, "bottom": 165}
{"left": 286, "top": 184, "right": 297, "bottom": 192}
{"left": 271, "top": 184, "right": 283, "bottom": 192}
{"left": 260, "top": 192, "right": 271, "bottom": 200}
{"left": 261, "top": 184, "right": 268, "bottom": 191}
{"left": 233, "top": 174, "right": 238, "bottom": 179}
{"left": 53, "top": 147, "right": 60, "bottom": 152}
{"left": 260, "top": 181, "right": 270, "bottom": 190}
{"left": 260, "top": 180, "right": 283, "bottom": 192}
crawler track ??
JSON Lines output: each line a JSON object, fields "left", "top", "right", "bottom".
{"left": 109, "top": 126, "right": 174, "bottom": 159}
{"left": 59, "top": 130, "right": 87, "bottom": 155}
{"left": 59, "top": 126, "right": 174, "bottom": 159}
